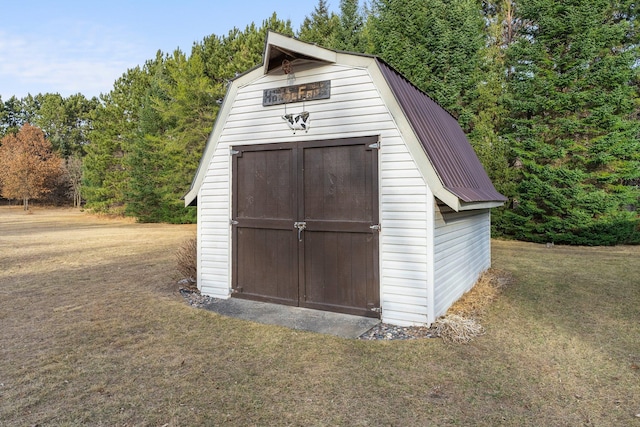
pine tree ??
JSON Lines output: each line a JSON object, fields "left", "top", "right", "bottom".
{"left": 298, "top": 0, "right": 340, "bottom": 46}
{"left": 2, "top": 96, "right": 29, "bottom": 135}
{"left": 83, "top": 66, "right": 149, "bottom": 214}
{"left": 124, "top": 53, "right": 170, "bottom": 222}
{"left": 35, "top": 93, "right": 89, "bottom": 158}
{"left": 470, "top": 0, "right": 523, "bottom": 232}
{"left": 502, "top": 0, "right": 640, "bottom": 244}
{"left": 334, "top": 0, "right": 366, "bottom": 52}
{"left": 368, "top": 0, "right": 485, "bottom": 126}
{"left": 0, "top": 95, "right": 6, "bottom": 137}
{"left": 83, "top": 14, "right": 295, "bottom": 222}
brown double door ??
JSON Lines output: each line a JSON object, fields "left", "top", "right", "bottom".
{"left": 232, "top": 136, "right": 380, "bottom": 317}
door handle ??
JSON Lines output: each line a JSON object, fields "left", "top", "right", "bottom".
{"left": 293, "top": 221, "right": 307, "bottom": 241}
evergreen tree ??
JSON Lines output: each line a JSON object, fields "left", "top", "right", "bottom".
{"left": 34, "top": 93, "right": 98, "bottom": 158}
{"left": 2, "top": 96, "right": 29, "bottom": 135}
{"left": 124, "top": 52, "right": 170, "bottom": 222}
{"left": 298, "top": 0, "right": 340, "bottom": 46}
{"left": 83, "top": 66, "right": 149, "bottom": 214}
{"left": 34, "top": 93, "right": 67, "bottom": 155}
{"left": 0, "top": 95, "right": 5, "bottom": 137}
{"left": 196, "top": 13, "right": 293, "bottom": 84}
{"left": 368, "top": 0, "right": 485, "bottom": 126}
{"left": 62, "top": 94, "right": 100, "bottom": 157}
{"left": 150, "top": 50, "right": 217, "bottom": 223}
{"left": 125, "top": 130, "right": 166, "bottom": 222}
{"left": 124, "top": 48, "right": 216, "bottom": 223}
{"left": 334, "top": 0, "right": 366, "bottom": 51}
{"left": 502, "top": 0, "right": 640, "bottom": 244}
{"left": 83, "top": 14, "right": 294, "bottom": 222}
{"left": 18, "top": 95, "right": 41, "bottom": 125}
{"left": 469, "top": 0, "right": 522, "bottom": 231}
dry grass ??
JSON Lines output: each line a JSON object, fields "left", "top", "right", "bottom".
{"left": 434, "top": 269, "right": 513, "bottom": 343}
{"left": 1, "top": 207, "right": 639, "bottom": 426}
{"left": 434, "top": 314, "right": 485, "bottom": 344}
{"left": 448, "top": 268, "right": 514, "bottom": 319}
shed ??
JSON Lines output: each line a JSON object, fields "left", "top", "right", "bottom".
{"left": 184, "top": 32, "right": 506, "bottom": 326}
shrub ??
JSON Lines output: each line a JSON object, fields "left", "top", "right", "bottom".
{"left": 175, "top": 237, "right": 197, "bottom": 288}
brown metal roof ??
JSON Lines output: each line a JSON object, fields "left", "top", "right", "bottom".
{"left": 376, "top": 58, "right": 507, "bottom": 204}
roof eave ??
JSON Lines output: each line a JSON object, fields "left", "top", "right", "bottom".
{"left": 458, "top": 200, "right": 505, "bottom": 211}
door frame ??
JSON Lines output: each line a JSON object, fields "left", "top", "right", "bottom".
{"left": 231, "top": 135, "right": 380, "bottom": 317}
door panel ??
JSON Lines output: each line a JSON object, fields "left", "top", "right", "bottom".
{"left": 236, "top": 148, "right": 294, "bottom": 220}
{"left": 236, "top": 228, "right": 297, "bottom": 304}
{"left": 232, "top": 144, "right": 298, "bottom": 304}
{"left": 232, "top": 137, "right": 379, "bottom": 317}
{"left": 303, "top": 144, "right": 370, "bottom": 222}
{"left": 300, "top": 139, "right": 379, "bottom": 317}
{"left": 303, "top": 231, "right": 378, "bottom": 316}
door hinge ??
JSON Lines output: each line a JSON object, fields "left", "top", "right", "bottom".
{"left": 230, "top": 149, "right": 240, "bottom": 155}
{"left": 368, "top": 142, "right": 380, "bottom": 150}
{"left": 369, "top": 224, "right": 381, "bottom": 232}
{"left": 370, "top": 307, "right": 381, "bottom": 314}
{"left": 230, "top": 219, "right": 239, "bottom": 225}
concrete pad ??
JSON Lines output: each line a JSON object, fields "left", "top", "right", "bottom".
{"left": 201, "top": 298, "right": 380, "bottom": 339}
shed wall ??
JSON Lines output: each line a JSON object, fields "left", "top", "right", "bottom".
{"left": 197, "top": 62, "right": 431, "bottom": 325}
{"left": 432, "top": 205, "right": 491, "bottom": 318}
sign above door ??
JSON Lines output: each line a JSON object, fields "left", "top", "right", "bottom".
{"left": 263, "top": 80, "right": 331, "bottom": 106}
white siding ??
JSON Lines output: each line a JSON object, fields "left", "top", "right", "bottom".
{"left": 432, "top": 205, "right": 491, "bottom": 318}
{"left": 197, "top": 143, "right": 232, "bottom": 298}
{"left": 380, "top": 137, "right": 429, "bottom": 326}
{"left": 198, "top": 62, "right": 430, "bottom": 325}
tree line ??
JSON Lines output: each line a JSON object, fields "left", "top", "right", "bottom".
{"left": 0, "top": 0, "right": 638, "bottom": 245}
{"left": 0, "top": 93, "right": 97, "bottom": 208}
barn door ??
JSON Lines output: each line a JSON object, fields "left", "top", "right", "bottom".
{"left": 299, "top": 138, "right": 379, "bottom": 317}
{"left": 232, "top": 143, "right": 298, "bottom": 305}
{"left": 232, "top": 136, "right": 379, "bottom": 317}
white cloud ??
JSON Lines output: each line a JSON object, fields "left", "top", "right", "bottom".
{"left": 0, "top": 22, "right": 149, "bottom": 99}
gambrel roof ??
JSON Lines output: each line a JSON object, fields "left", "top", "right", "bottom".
{"left": 375, "top": 59, "right": 506, "bottom": 205}
{"left": 185, "top": 32, "right": 506, "bottom": 210}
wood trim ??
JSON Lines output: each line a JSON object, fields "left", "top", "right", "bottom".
{"left": 304, "top": 220, "right": 374, "bottom": 233}
{"left": 234, "top": 219, "right": 295, "bottom": 230}
{"left": 233, "top": 292, "right": 299, "bottom": 307}
{"left": 301, "top": 301, "right": 379, "bottom": 318}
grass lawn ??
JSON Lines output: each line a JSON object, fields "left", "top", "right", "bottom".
{"left": 0, "top": 206, "right": 638, "bottom": 426}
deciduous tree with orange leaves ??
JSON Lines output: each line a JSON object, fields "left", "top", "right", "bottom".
{"left": 0, "top": 123, "right": 63, "bottom": 210}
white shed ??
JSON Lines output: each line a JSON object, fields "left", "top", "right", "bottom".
{"left": 184, "top": 32, "right": 506, "bottom": 326}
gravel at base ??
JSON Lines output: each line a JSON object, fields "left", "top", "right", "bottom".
{"left": 180, "top": 288, "right": 215, "bottom": 308}
{"left": 357, "top": 323, "right": 438, "bottom": 340}
{"left": 179, "top": 288, "right": 439, "bottom": 340}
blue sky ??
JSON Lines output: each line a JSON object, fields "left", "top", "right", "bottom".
{"left": 0, "top": 0, "right": 336, "bottom": 100}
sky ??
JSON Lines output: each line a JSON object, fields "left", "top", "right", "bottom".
{"left": 0, "top": 0, "right": 335, "bottom": 101}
